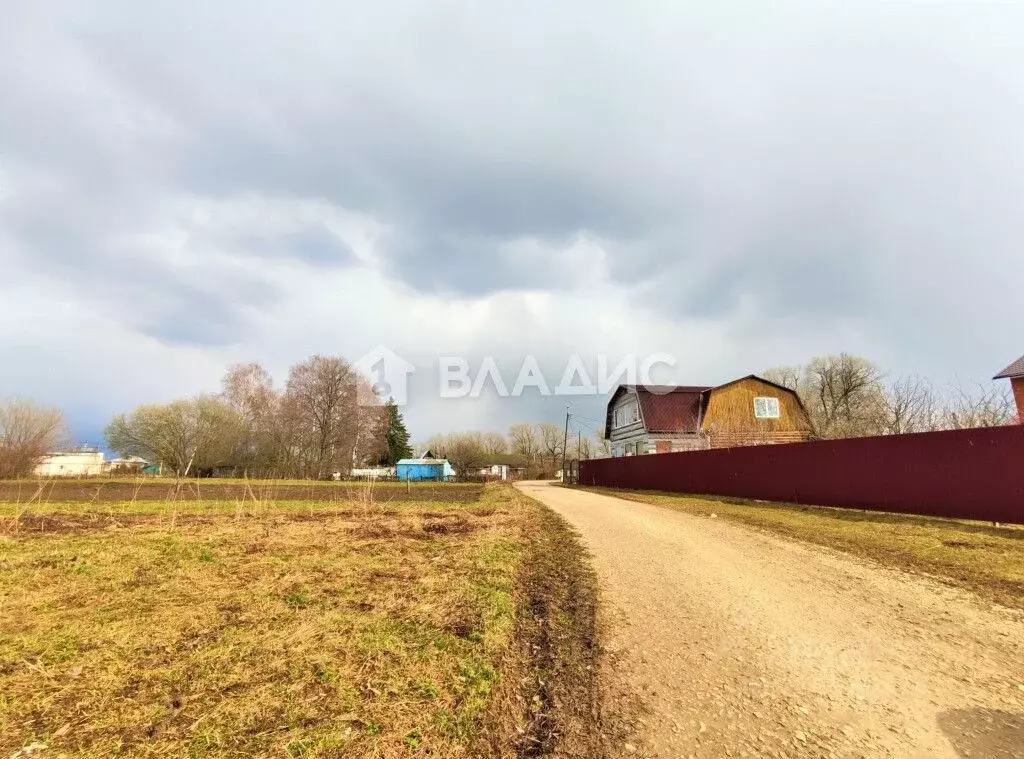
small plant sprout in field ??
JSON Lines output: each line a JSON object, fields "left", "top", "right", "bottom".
{"left": 404, "top": 727, "right": 423, "bottom": 749}
{"left": 8, "top": 480, "right": 52, "bottom": 533}
{"left": 412, "top": 679, "right": 440, "bottom": 700}
{"left": 351, "top": 478, "right": 380, "bottom": 517}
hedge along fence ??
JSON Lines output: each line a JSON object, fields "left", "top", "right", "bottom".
{"left": 580, "top": 425, "right": 1024, "bottom": 524}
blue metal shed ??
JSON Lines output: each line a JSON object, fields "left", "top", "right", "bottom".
{"left": 396, "top": 458, "right": 454, "bottom": 481}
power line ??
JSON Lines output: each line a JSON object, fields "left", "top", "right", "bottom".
{"left": 570, "top": 412, "right": 607, "bottom": 427}
{"left": 568, "top": 418, "right": 596, "bottom": 435}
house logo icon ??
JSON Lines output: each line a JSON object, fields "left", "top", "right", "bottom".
{"left": 354, "top": 344, "right": 416, "bottom": 406}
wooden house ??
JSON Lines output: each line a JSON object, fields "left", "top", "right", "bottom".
{"left": 604, "top": 375, "right": 812, "bottom": 456}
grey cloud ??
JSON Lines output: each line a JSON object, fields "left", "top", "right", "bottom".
{"left": 60, "top": 0, "right": 1024, "bottom": 314}
{"left": 4, "top": 0, "right": 1024, "bottom": 439}
{"left": 237, "top": 228, "right": 354, "bottom": 267}
{"left": 1, "top": 197, "right": 282, "bottom": 347}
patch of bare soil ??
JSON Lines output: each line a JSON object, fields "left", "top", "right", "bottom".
{"left": 0, "top": 480, "right": 484, "bottom": 503}
{"left": 2, "top": 512, "right": 190, "bottom": 534}
{"left": 3, "top": 510, "right": 485, "bottom": 539}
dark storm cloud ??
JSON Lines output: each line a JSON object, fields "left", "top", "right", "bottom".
{"left": 3, "top": 0, "right": 1024, "bottom": 379}
{"left": 60, "top": 0, "right": 1023, "bottom": 321}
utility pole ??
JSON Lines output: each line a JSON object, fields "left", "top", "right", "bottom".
{"left": 561, "top": 404, "right": 570, "bottom": 482}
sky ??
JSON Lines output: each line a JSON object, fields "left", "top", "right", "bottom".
{"left": 2, "top": 0, "right": 1023, "bottom": 446}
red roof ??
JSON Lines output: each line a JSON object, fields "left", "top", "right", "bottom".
{"left": 994, "top": 355, "right": 1024, "bottom": 380}
{"left": 605, "top": 385, "right": 711, "bottom": 438}
{"left": 635, "top": 386, "right": 710, "bottom": 433}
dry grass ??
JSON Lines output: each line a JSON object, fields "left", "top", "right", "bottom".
{"left": 582, "top": 487, "right": 1024, "bottom": 611}
{"left": 0, "top": 485, "right": 601, "bottom": 758}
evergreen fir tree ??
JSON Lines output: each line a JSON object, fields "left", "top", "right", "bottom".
{"left": 383, "top": 399, "right": 412, "bottom": 465}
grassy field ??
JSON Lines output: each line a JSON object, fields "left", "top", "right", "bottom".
{"left": 0, "top": 484, "right": 600, "bottom": 758}
{"left": 582, "top": 487, "right": 1024, "bottom": 611}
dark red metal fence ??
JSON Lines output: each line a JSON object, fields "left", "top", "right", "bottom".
{"left": 580, "top": 425, "right": 1024, "bottom": 524}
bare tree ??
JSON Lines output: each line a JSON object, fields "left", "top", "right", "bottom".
{"left": 481, "top": 431, "right": 509, "bottom": 456}
{"left": 283, "top": 355, "right": 382, "bottom": 479}
{"left": 0, "top": 398, "right": 69, "bottom": 478}
{"left": 105, "top": 396, "right": 243, "bottom": 475}
{"left": 572, "top": 433, "right": 594, "bottom": 460}
{"left": 804, "top": 354, "right": 885, "bottom": 437}
{"left": 221, "top": 362, "right": 283, "bottom": 474}
{"left": 762, "top": 365, "right": 801, "bottom": 391}
{"left": 424, "top": 431, "right": 487, "bottom": 478}
{"left": 537, "top": 422, "right": 564, "bottom": 474}
{"left": 766, "top": 354, "right": 885, "bottom": 438}
{"left": 879, "top": 376, "right": 938, "bottom": 434}
{"left": 222, "top": 362, "right": 276, "bottom": 418}
{"left": 941, "top": 382, "right": 1015, "bottom": 430}
{"left": 507, "top": 423, "right": 540, "bottom": 463}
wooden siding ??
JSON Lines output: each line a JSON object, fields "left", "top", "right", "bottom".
{"left": 701, "top": 377, "right": 811, "bottom": 447}
{"left": 608, "top": 390, "right": 645, "bottom": 443}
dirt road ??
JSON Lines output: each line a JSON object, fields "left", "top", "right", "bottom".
{"left": 517, "top": 482, "right": 1024, "bottom": 758}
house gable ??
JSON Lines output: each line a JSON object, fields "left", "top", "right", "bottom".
{"left": 605, "top": 386, "right": 646, "bottom": 442}
{"left": 700, "top": 375, "right": 811, "bottom": 445}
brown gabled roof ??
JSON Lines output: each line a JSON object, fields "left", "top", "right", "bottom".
{"left": 605, "top": 385, "right": 711, "bottom": 438}
{"left": 994, "top": 355, "right": 1024, "bottom": 380}
{"left": 636, "top": 386, "right": 711, "bottom": 433}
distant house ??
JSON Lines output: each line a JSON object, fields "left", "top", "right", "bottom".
{"left": 34, "top": 446, "right": 105, "bottom": 477}
{"left": 396, "top": 457, "right": 455, "bottom": 481}
{"left": 993, "top": 355, "right": 1024, "bottom": 422}
{"left": 346, "top": 467, "right": 396, "bottom": 480}
{"left": 103, "top": 456, "right": 149, "bottom": 474}
{"left": 474, "top": 455, "right": 529, "bottom": 481}
{"left": 604, "top": 375, "right": 812, "bottom": 456}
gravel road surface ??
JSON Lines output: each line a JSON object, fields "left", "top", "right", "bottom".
{"left": 517, "top": 482, "right": 1024, "bottom": 758}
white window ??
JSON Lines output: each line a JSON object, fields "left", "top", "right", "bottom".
{"left": 614, "top": 401, "right": 639, "bottom": 428}
{"left": 753, "top": 396, "right": 781, "bottom": 419}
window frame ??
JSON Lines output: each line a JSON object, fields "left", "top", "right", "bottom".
{"left": 753, "top": 396, "right": 781, "bottom": 419}
{"left": 614, "top": 400, "right": 639, "bottom": 428}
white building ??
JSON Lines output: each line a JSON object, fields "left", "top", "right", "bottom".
{"left": 34, "top": 447, "right": 105, "bottom": 477}
{"left": 345, "top": 467, "right": 396, "bottom": 480}
{"left": 103, "top": 456, "right": 149, "bottom": 474}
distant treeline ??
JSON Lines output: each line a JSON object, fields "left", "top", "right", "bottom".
{"left": 104, "top": 358, "right": 406, "bottom": 479}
